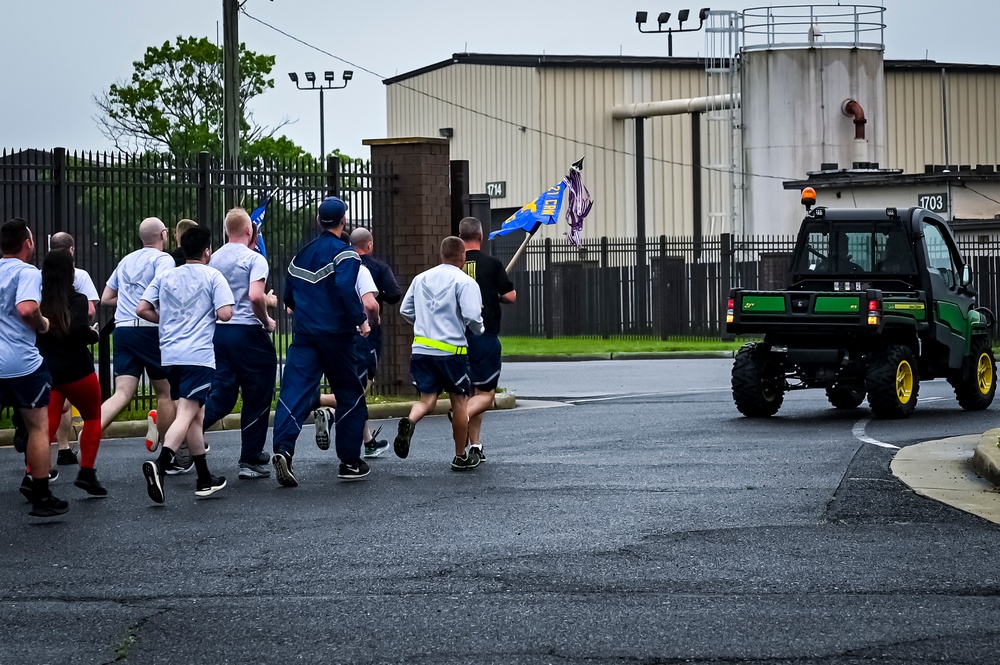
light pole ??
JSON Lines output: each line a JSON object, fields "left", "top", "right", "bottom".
{"left": 288, "top": 70, "right": 353, "bottom": 159}
{"left": 635, "top": 8, "right": 711, "bottom": 56}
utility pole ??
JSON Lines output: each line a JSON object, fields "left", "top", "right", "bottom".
{"left": 223, "top": 0, "right": 240, "bottom": 207}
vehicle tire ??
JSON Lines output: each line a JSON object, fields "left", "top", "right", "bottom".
{"left": 732, "top": 342, "right": 785, "bottom": 417}
{"left": 825, "top": 385, "right": 866, "bottom": 409}
{"left": 865, "top": 344, "right": 919, "bottom": 419}
{"left": 951, "top": 337, "right": 996, "bottom": 411}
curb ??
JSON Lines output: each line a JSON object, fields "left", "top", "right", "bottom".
{"left": 503, "top": 350, "right": 735, "bottom": 362}
{"left": 971, "top": 427, "right": 1000, "bottom": 487}
{"left": 0, "top": 392, "right": 517, "bottom": 444}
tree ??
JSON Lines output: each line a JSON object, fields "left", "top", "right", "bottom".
{"left": 94, "top": 36, "right": 293, "bottom": 159}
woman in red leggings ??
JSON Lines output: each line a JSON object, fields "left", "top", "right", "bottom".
{"left": 37, "top": 250, "right": 105, "bottom": 496}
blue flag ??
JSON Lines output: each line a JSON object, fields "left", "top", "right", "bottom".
{"left": 249, "top": 194, "right": 272, "bottom": 258}
{"left": 488, "top": 181, "right": 567, "bottom": 240}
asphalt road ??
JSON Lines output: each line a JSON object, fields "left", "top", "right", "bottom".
{"left": 2, "top": 358, "right": 999, "bottom": 664}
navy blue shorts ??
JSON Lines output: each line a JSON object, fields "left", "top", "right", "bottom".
{"left": 167, "top": 365, "right": 214, "bottom": 406}
{"left": 467, "top": 333, "right": 502, "bottom": 392}
{"left": 355, "top": 334, "right": 379, "bottom": 383}
{"left": 113, "top": 327, "right": 167, "bottom": 381}
{"left": 0, "top": 365, "right": 51, "bottom": 410}
{"left": 409, "top": 354, "right": 472, "bottom": 396}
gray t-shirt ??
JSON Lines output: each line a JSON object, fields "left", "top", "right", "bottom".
{"left": 107, "top": 247, "right": 174, "bottom": 324}
{"left": 140, "top": 264, "right": 235, "bottom": 368}
{"left": 209, "top": 242, "right": 269, "bottom": 327}
{"left": 74, "top": 267, "right": 99, "bottom": 302}
{"left": 0, "top": 258, "right": 44, "bottom": 378}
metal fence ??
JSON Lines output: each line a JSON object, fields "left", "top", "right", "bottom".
{"left": 1, "top": 147, "right": 395, "bottom": 410}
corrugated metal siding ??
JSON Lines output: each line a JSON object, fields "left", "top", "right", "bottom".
{"left": 387, "top": 64, "right": 708, "bottom": 240}
{"left": 886, "top": 70, "right": 1000, "bottom": 172}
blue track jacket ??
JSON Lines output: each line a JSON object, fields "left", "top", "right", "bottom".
{"left": 284, "top": 232, "right": 365, "bottom": 336}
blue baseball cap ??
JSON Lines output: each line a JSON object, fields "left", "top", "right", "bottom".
{"left": 317, "top": 196, "right": 348, "bottom": 225}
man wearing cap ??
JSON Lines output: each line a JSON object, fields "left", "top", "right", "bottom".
{"left": 99, "top": 217, "right": 176, "bottom": 451}
{"left": 271, "top": 196, "right": 371, "bottom": 486}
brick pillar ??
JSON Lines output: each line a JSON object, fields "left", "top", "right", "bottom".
{"left": 363, "top": 137, "right": 451, "bottom": 395}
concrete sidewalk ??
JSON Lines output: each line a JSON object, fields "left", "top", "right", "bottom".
{"left": 891, "top": 428, "right": 1000, "bottom": 525}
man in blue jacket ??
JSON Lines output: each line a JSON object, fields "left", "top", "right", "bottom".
{"left": 272, "top": 197, "right": 371, "bottom": 486}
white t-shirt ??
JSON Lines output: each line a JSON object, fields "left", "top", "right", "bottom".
{"left": 209, "top": 242, "right": 269, "bottom": 326}
{"left": 106, "top": 247, "right": 175, "bottom": 324}
{"left": 140, "top": 264, "right": 235, "bottom": 368}
{"left": 73, "top": 268, "right": 99, "bottom": 302}
{"left": 0, "top": 258, "right": 44, "bottom": 378}
{"left": 356, "top": 265, "right": 377, "bottom": 299}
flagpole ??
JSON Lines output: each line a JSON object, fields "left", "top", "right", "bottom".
{"left": 505, "top": 221, "right": 542, "bottom": 273}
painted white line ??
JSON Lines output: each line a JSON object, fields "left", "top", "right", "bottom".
{"left": 567, "top": 387, "right": 729, "bottom": 405}
{"left": 852, "top": 417, "right": 900, "bottom": 450}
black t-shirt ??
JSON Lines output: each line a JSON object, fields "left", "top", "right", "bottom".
{"left": 463, "top": 249, "right": 514, "bottom": 335}
{"left": 37, "top": 292, "right": 99, "bottom": 386}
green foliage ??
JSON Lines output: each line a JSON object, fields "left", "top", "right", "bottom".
{"left": 94, "top": 36, "right": 289, "bottom": 160}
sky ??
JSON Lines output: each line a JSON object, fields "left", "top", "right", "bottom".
{"left": 3, "top": 1, "right": 999, "bottom": 159}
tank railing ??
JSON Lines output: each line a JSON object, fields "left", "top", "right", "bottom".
{"left": 741, "top": 4, "right": 885, "bottom": 52}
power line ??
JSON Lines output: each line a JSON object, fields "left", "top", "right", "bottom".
{"left": 242, "top": 8, "right": 796, "bottom": 182}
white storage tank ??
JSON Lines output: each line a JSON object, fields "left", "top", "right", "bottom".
{"left": 741, "top": 5, "right": 887, "bottom": 235}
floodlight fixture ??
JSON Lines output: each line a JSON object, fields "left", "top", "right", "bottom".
{"left": 657, "top": 11, "right": 671, "bottom": 25}
{"left": 699, "top": 7, "right": 711, "bottom": 21}
{"left": 343, "top": 70, "right": 354, "bottom": 81}
{"left": 635, "top": 11, "right": 648, "bottom": 25}
{"left": 677, "top": 8, "right": 690, "bottom": 25}
{"left": 324, "top": 71, "right": 336, "bottom": 81}
{"left": 305, "top": 71, "right": 316, "bottom": 83}
{"left": 288, "top": 72, "right": 298, "bottom": 83}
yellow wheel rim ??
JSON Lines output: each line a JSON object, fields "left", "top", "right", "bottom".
{"left": 895, "top": 360, "right": 914, "bottom": 404}
{"left": 977, "top": 352, "right": 994, "bottom": 396}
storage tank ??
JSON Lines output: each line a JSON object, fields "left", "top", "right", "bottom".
{"left": 741, "top": 5, "right": 886, "bottom": 235}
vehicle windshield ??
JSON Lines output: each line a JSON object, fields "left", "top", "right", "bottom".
{"left": 795, "top": 221, "right": 916, "bottom": 275}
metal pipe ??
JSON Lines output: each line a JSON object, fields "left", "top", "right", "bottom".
{"left": 612, "top": 94, "right": 739, "bottom": 120}
{"left": 842, "top": 99, "right": 867, "bottom": 140}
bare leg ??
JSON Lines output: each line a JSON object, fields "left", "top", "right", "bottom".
{"left": 21, "top": 407, "right": 50, "bottom": 480}
{"left": 319, "top": 394, "right": 337, "bottom": 408}
{"left": 151, "top": 378, "right": 175, "bottom": 442}
{"left": 406, "top": 393, "right": 438, "bottom": 426}
{"left": 466, "top": 389, "right": 495, "bottom": 445}
{"left": 163, "top": 398, "right": 201, "bottom": 454}
{"left": 448, "top": 394, "right": 470, "bottom": 457}
{"left": 100, "top": 375, "right": 139, "bottom": 431}
{"left": 183, "top": 405, "right": 207, "bottom": 456}
{"left": 55, "top": 400, "right": 73, "bottom": 451}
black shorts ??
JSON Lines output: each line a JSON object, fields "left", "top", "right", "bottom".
{"left": 167, "top": 365, "right": 214, "bottom": 406}
{"left": 409, "top": 354, "right": 472, "bottom": 397}
{"left": 113, "top": 327, "right": 167, "bottom": 381}
{"left": 0, "top": 365, "right": 51, "bottom": 410}
{"left": 467, "top": 333, "right": 502, "bottom": 392}
{"left": 355, "top": 334, "right": 379, "bottom": 383}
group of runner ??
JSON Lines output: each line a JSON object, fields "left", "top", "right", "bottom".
{"left": 0, "top": 198, "right": 515, "bottom": 518}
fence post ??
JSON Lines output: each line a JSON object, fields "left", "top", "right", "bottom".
{"left": 600, "top": 236, "right": 611, "bottom": 339}
{"left": 98, "top": 322, "right": 114, "bottom": 402}
{"left": 543, "top": 237, "right": 554, "bottom": 339}
{"left": 720, "top": 232, "right": 735, "bottom": 341}
{"left": 328, "top": 155, "right": 340, "bottom": 197}
{"left": 659, "top": 235, "right": 669, "bottom": 340}
{"left": 52, "top": 148, "right": 67, "bottom": 241}
{"left": 197, "top": 152, "right": 211, "bottom": 227}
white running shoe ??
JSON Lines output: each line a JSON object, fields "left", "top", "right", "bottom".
{"left": 145, "top": 409, "right": 159, "bottom": 453}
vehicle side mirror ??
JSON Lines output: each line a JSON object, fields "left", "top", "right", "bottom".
{"left": 961, "top": 264, "right": 972, "bottom": 286}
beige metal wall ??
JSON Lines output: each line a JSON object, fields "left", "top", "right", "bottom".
{"left": 885, "top": 69, "right": 1000, "bottom": 173}
{"left": 386, "top": 63, "right": 708, "bottom": 240}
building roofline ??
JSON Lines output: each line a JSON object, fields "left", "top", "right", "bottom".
{"left": 383, "top": 53, "right": 1000, "bottom": 86}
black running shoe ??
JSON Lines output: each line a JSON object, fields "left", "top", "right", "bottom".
{"left": 394, "top": 418, "right": 414, "bottom": 459}
{"left": 164, "top": 452, "right": 194, "bottom": 476}
{"left": 272, "top": 452, "right": 298, "bottom": 488}
{"left": 18, "top": 475, "right": 33, "bottom": 502}
{"left": 57, "top": 449, "right": 79, "bottom": 466}
{"left": 338, "top": 460, "right": 370, "bottom": 481}
{"left": 451, "top": 452, "right": 481, "bottom": 471}
{"left": 142, "top": 460, "right": 165, "bottom": 504}
{"left": 364, "top": 426, "right": 389, "bottom": 458}
{"left": 29, "top": 493, "right": 69, "bottom": 518}
{"left": 469, "top": 445, "right": 485, "bottom": 464}
{"left": 195, "top": 475, "right": 227, "bottom": 497}
{"left": 74, "top": 469, "right": 108, "bottom": 497}
{"left": 313, "top": 408, "right": 332, "bottom": 451}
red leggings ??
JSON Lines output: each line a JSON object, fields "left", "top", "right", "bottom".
{"left": 49, "top": 373, "right": 102, "bottom": 469}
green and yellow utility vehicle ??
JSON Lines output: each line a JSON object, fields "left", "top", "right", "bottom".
{"left": 726, "top": 191, "right": 996, "bottom": 418}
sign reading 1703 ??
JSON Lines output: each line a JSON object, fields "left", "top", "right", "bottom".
{"left": 918, "top": 192, "right": 948, "bottom": 213}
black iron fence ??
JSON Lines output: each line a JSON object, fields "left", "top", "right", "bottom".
{"left": 1, "top": 147, "right": 395, "bottom": 411}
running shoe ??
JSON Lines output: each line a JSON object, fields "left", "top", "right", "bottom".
{"left": 18, "top": 475, "right": 33, "bottom": 502}
{"left": 394, "top": 418, "right": 414, "bottom": 459}
{"left": 469, "top": 444, "right": 485, "bottom": 464}
{"left": 142, "top": 460, "right": 165, "bottom": 504}
{"left": 338, "top": 460, "right": 370, "bottom": 481}
{"left": 164, "top": 450, "right": 194, "bottom": 475}
{"left": 238, "top": 462, "right": 271, "bottom": 479}
{"left": 74, "top": 468, "right": 108, "bottom": 497}
{"left": 272, "top": 452, "right": 298, "bottom": 488}
{"left": 57, "top": 448, "right": 79, "bottom": 466}
{"left": 451, "top": 452, "right": 481, "bottom": 471}
{"left": 363, "top": 426, "right": 389, "bottom": 458}
{"left": 145, "top": 409, "right": 159, "bottom": 452}
{"left": 195, "top": 475, "right": 227, "bottom": 497}
{"left": 313, "top": 408, "right": 332, "bottom": 451}
{"left": 29, "top": 493, "right": 69, "bottom": 518}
